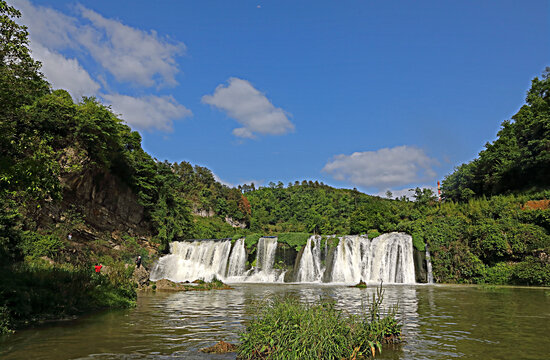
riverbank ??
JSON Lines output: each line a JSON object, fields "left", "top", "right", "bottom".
{"left": 0, "top": 259, "right": 136, "bottom": 334}
{"left": 0, "top": 260, "right": 234, "bottom": 334}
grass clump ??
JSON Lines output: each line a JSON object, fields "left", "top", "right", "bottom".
{"left": 238, "top": 285, "right": 401, "bottom": 359}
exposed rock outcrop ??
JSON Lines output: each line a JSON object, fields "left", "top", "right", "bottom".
{"left": 61, "top": 168, "right": 147, "bottom": 232}
{"left": 225, "top": 216, "right": 247, "bottom": 228}
{"left": 132, "top": 266, "right": 151, "bottom": 289}
{"left": 39, "top": 166, "right": 150, "bottom": 238}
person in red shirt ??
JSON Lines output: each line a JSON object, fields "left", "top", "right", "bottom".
{"left": 94, "top": 264, "right": 102, "bottom": 273}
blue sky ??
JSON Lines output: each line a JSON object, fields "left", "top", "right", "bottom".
{"left": 11, "top": 0, "right": 549, "bottom": 197}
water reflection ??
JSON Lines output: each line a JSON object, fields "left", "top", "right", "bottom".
{"left": 1, "top": 284, "right": 549, "bottom": 360}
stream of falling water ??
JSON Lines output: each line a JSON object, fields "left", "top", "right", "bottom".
{"left": 151, "top": 232, "right": 417, "bottom": 284}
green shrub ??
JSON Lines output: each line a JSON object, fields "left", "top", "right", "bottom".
{"left": 0, "top": 260, "right": 136, "bottom": 332}
{"left": 20, "top": 231, "right": 65, "bottom": 259}
{"left": 512, "top": 257, "right": 550, "bottom": 286}
{"left": 367, "top": 229, "right": 381, "bottom": 240}
{"left": 245, "top": 234, "right": 262, "bottom": 249}
{"left": 0, "top": 305, "right": 14, "bottom": 335}
{"left": 484, "top": 262, "right": 514, "bottom": 285}
{"left": 277, "top": 232, "right": 310, "bottom": 251}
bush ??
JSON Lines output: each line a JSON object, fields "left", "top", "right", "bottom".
{"left": 238, "top": 285, "right": 400, "bottom": 359}
{"left": 20, "top": 231, "right": 65, "bottom": 259}
{"left": 0, "top": 305, "right": 14, "bottom": 335}
{"left": 512, "top": 257, "right": 550, "bottom": 286}
{"left": 411, "top": 234, "right": 425, "bottom": 251}
{"left": 277, "top": 232, "right": 310, "bottom": 251}
{"left": 245, "top": 234, "right": 262, "bottom": 249}
{"left": 367, "top": 229, "right": 381, "bottom": 240}
{"left": 484, "top": 262, "right": 514, "bottom": 285}
{"left": 0, "top": 260, "right": 136, "bottom": 332}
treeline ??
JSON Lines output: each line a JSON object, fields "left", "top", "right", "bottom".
{"left": 442, "top": 69, "right": 550, "bottom": 201}
{"left": 244, "top": 181, "right": 416, "bottom": 235}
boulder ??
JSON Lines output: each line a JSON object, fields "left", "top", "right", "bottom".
{"left": 132, "top": 266, "right": 150, "bottom": 289}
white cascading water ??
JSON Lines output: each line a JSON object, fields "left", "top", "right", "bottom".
{"left": 367, "top": 233, "right": 416, "bottom": 283}
{"left": 244, "top": 237, "right": 285, "bottom": 282}
{"left": 296, "top": 232, "right": 416, "bottom": 284}
{"left": 295, "top": 236, "right": 324, "bottom": 282}
{"left": 426, "top": 243, "right": 433, "bottom": 283}
{"left": 330, "top": 235, "right": 371, "bottom": 283}
{"left": 150, "top": 239, "right": 244, "bottom": 282}
{"left": 226, "top": 238, "right": 247, "bottom": 278}
{"left": 151, "top": 232, "right": 416, "bottom": 284}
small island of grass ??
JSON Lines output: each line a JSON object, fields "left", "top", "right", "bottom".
{"left": 238, "top": 285, "right": 400, "bottom": 359}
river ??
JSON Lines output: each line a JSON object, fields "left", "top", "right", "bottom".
{"left": 1, "top": 284, "right": 549, "bottom": 359}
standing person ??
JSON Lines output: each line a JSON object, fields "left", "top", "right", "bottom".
{"left": 68, "top": 233, "right": 72, "bottom": 241}
{"left": 94, "top": 263, "right": 102, "bottom": 273}
{"left": 135, "top": 255, "right": 142, "bottom": 268}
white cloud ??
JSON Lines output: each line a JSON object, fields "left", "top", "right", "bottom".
{"left": 32, "top": 44, "right": 100, "bottom": 100}
{"left": 13, "top": 0, "right": 77, "bottom": 49}
{"left": 13, "top": 0, "right": 98, "bottom": 99}
{"left": 102, "top": 94, "right": 192, "bottom": 132}
{"left": 322, "top": 146, "right": 439, "bottom": 190}
{"left": 202, "top": 78, "right": 294, "bottom": 138}
{"left": 77, "top": 7, "right": 184, "bottom": 87}
{"left": 14, "top": 0, "right": 184, "bottom": 89}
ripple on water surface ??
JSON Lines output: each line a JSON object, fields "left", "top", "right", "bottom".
{"left": 1, "top": 284, "right": 549, "bottom": 360}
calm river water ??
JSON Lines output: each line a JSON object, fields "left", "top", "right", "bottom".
{"left": 1, "top": 284, "right": 549, "bottom": 359}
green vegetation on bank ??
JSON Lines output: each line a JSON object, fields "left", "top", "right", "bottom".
{"left": 0, "top": 259, "right": 135, "bottom": 334}
{"left": 238, "top": 286, "right": 401, "bottom": 359}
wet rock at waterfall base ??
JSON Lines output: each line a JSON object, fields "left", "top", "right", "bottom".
{"left": 200, "top": 341, "right": 237, "bottom": 353}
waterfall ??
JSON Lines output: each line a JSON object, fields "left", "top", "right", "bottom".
{"left": 330, "top": 235, "right": 370, "bottom": 283}
{"left": 245, "top": 237, "right": 285, "bottom": 282}
{"left": 151, "top": 232, "right": 416, "bottom": 284}
{"left": 295, "top": 236, "right": 324, "bottom": 282}
{"left": 298, "top": 233, "right": 416, "bottom": 284}
{"left": 226, "top": 238, "right": 247, "bottom": 278}
{"left": 368, "top": 233, "right": 416, "bottom": 284}
{"left": 150, "top": 239, "right": 233, "bottom": 282}
{"left": 426, "top": 243, "right": 433, "bottom": 283}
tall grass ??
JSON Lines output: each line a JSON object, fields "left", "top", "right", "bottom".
{"left": 238, "top": 285, "right": 401, "bottom": 359}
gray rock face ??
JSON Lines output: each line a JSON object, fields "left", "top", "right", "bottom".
{"left": 413, "top": 248, "right": 428, "bottom": 283}
{"left": 39, "top": 167, "right": 149, "bottom": 237}
{"left": 225, "top": 216, "right": 247, "bottom": 228}
{"left": 62, "top": 168, "right": 145, "bottom": 231}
